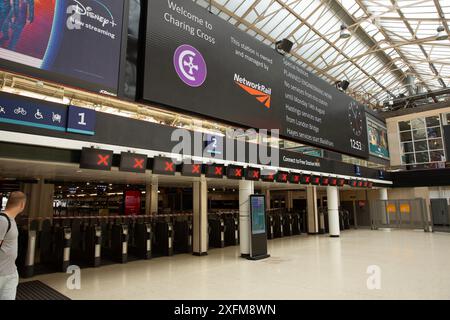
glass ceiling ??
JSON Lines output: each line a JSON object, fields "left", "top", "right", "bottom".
{"left": 194, "top": 0, "right": 450, "bottom": 108}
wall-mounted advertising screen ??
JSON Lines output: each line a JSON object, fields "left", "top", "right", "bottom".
{"left": 367, "top": 115, "right": 390, "bottom": 159}
{"left": 0, "top": 0, "right": 126, "bottom": 95}
{"left": 142, "top": 0, "right": 368, "bottom": 158}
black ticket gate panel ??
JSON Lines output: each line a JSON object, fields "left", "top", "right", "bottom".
{"left": 111, "top": 224, "right": 129, "bottom": 263}
{"left": 266, "top": 215, "right": 275, "bottom": 240}
{"left": 273, "top": 214, "right": 284, "bottom": 238}
{"left": 174, "top": 220, "right": 192, "bottom": 253}
{"left": 154, "top": 221, "right": 174, "bottom": 256}
{"left": 208, "top": 217, "right": 225, "bottom": 248}
{"left": 224, "top": 216, "right": 239, "bottom": 246}
{"left": 40, "top": 219, "right": 72, "bottom": 272}
{"left": 283, "top": 214, "right": 293, "bottom": 237}
{"left": 292, "top": 213, "right": 302, "bottom": 235}
{"left": 17, "top": 222, "right": 37, "bottom": 278}
{"left": 84, "top": 224, "right": 102, "bottom": 267}
{"left": 132, "top": 221, "right": 152, "bottom": 259}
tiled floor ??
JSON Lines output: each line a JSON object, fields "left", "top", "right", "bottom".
{"left": 26, "top": 229, "right": 450, "bottom": 300}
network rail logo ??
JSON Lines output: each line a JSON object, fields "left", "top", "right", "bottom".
{"left": 234, "top": 74, "right": 272, "bottom": 109}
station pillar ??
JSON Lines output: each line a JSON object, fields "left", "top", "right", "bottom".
{"left": 21, "top": 180, "right": 54, "bottom": 218}
{"left": 145, "top": 177, "right": 158, "bottom": 215}
{"left": 327, "top": 186, "right": 340, "bottom": 237}
{"left": 193, "top": 178, "right": 208, "bottom": 256}
{"left": 239, "top": 180, "right": 254, "bottom": 257}
{"left": 264, "top": 188, "right": 271, "bottom": 211}
{"left": 379, "top": 188, "right": 388, "bottom": 224}
{"left": 306, "top": 186, "right": 318, "bottom": 234}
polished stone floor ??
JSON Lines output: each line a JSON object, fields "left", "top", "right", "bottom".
{"left": 26, "top": 229, "right": 450, "bottom": 300}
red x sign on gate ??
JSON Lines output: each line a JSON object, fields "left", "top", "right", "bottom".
{"left": 97, "top": 154, "right": 110, "bottom": 166}
{"left": 192, "top": 164, "right": 201, "bottom": 174}
{"left": 165, "top": 161, "right": 174, "bottom": 172}
{"left": 214, "top": 166, "right": 223, "bottom": 175}
{"left": 133, "top": 158, "right": 144, "bottom": 169}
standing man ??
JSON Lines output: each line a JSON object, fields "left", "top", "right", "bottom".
{"left": 8, "top": 0, "right": 34, "bottom": 50}
{"left": 0, "top": 191, "right": 26, "bottom": 300}
{"left": 0, "top": 0, "right": 11, "bottom": 42}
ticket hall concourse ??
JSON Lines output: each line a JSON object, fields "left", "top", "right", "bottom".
{"left": 1, "top": 0, "right": 450, "bottom": 303}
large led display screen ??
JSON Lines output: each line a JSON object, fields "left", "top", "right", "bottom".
{"left": 0, "top": 0, "right": 125, "bottom": 95}
{"left": 142, "top": 0, "right": 368, "bottom": 158}
{"left": 367, "top": 115, "right": 390, "bottom": 159}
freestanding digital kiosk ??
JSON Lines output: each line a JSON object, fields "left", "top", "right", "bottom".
{"left": 248, "top": 195, "right": 270, "bottom": 260}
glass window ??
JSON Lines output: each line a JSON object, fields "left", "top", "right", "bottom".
{"left": 399, "top": 121, "right": 411, "bottom": 131}
{"left": 426, "top": 116, "right": 440, "bottom": 128}
{"left": 428, "top": 139, "right": 443, "bottom": 150}
{"left": 414, "top": 140, "right": 428, "bottom": 152}
{"left": 430, "top": 150, "right": 445, "bottom": 162}
{"left": 402, "top": 153, "right": 415, "bottom": 164}
{"left": 415, "top": 152, "right": 430, "bottom": 163}
{"left": 401, "top": 142, "right": 414, "bottom": 153}
{"left": 400, "top": 131, "right": 412, "bottom": 142}
{"left": 413, "top": 129, "right": 426, "bottom": 140}
{"left": 411, "top": 118, "right": 426, "bottom": 130}
{"left": 427, "top": 127, "right": 441, "bottom": 139}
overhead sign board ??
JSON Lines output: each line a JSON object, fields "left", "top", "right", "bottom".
{"left": 142, "top": 0, "right": 368, "bottom": 158}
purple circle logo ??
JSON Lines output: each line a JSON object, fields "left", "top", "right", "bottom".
{"left": 173, "top": 44, "right": 207, "bottom": 87}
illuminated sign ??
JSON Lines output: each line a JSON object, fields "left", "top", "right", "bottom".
{"left": 80, "top": 148, "right": 113, "bottom": 171}
{"left": 261, "top": 171, "right": 276, "bottom": 182}
{"left": 329, "top": 177, "right": 338, "bottom": 186}
{"left": 289, "top": 173, "right": 301, "bottom": 184}
{"left": 120, "top": 152, "right": 148, "bottom": 173}
{"left": 245, "top": 167, "right": 261, "bottom": 181}
{"left": 182, "top": 163, "right": 203, "bottom": 177}
{"left": 276, "top": 172, "right": 289, "bottom": 183}
{"left": 227, "top": 165, "right": 244, "bottom": 180}
{"left": 311, "top": 176, "right": 321, "bottom": 185}
{"left": 338, "top": 178, "right": 346, "bottom": 187}
{"left": 153, "top": 157, "right": 176, "bottom": 175}
{"left": 206, "top": 164, "right": 225, "bottom": 178}
{"left": 301, "top": 175, "right": 311, "bottom": 184}
{"left": 321, "top": 176, "right": 330, "bottom": 186}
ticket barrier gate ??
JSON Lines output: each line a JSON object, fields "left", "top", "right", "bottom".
{"left": 292, "top": 212, "right": 302, "bottom": 235}
{"left": 153, "top": 220, "right": 174, "bottom": 256}
{"left": 267, "top": 215, "right": 275, "bottom": 239}
{"left": 173, "top": 218, "right": 193, "bottom": 253}
{"left": 40, "top": 219, "right": 72, "bottom": 272}
{"left": 318, "top": 208, "right": 327, "bottom": 234}
{"left": 224, "top": 214, "right": 239, "bottom": 246}
{"left": 129, "top": 218, "right": 152, "bottom": 259}
{"left": 273, "top": 213, "right": 284, "bottom": 238}
{"left": 17, "top": 220, "right": 38, "bottom": 278}
{"left": 283, "top": 213, "right": 294, "bottom": 237}
{"left": 208, "top": 215, "right": 225, "bottom": 248}
{"left": 110, "top": 219, "right": 129, "bottom": 263}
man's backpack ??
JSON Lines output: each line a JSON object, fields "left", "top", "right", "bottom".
{"left": 0, "top": 213, "right": 12, "bottom": 249}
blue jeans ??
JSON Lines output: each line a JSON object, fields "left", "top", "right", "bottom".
{"left": 0, "top": 271, "right": 19, "bottom": 300}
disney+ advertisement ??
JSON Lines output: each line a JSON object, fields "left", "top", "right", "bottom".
{"left": 0, "top": 0, "right": 125, "bottom": 95}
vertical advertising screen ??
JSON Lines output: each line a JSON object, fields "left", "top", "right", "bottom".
{"left": 367, "top": 115, "right": 390, "bottom": 159}
{"left": 0, "top": 0, "right": 125, "bottom": 95}
{"left": 250, "top": 195, "right": 266, "bottom": 235}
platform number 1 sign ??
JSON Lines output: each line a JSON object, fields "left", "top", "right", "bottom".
{"left": 67, "top": 106, "right": 96, "bottom": 135}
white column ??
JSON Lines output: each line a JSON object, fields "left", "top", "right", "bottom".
{"left": 145, "top": 177, "right": 158, "bottom": 215}
{"left": 307, "top": 186, "right": 318, "bottom": 233}
{"left": 193, "top": 178, "right": 208, "bottom": 255}
{"left": 327, "top": 186, "right": 340, "bottom": 237}
{"left": 239, "top": 180, "right": 254, "bottom": 257}
{"left": 379, "top": 188, "right": 388, "bottom": 224}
